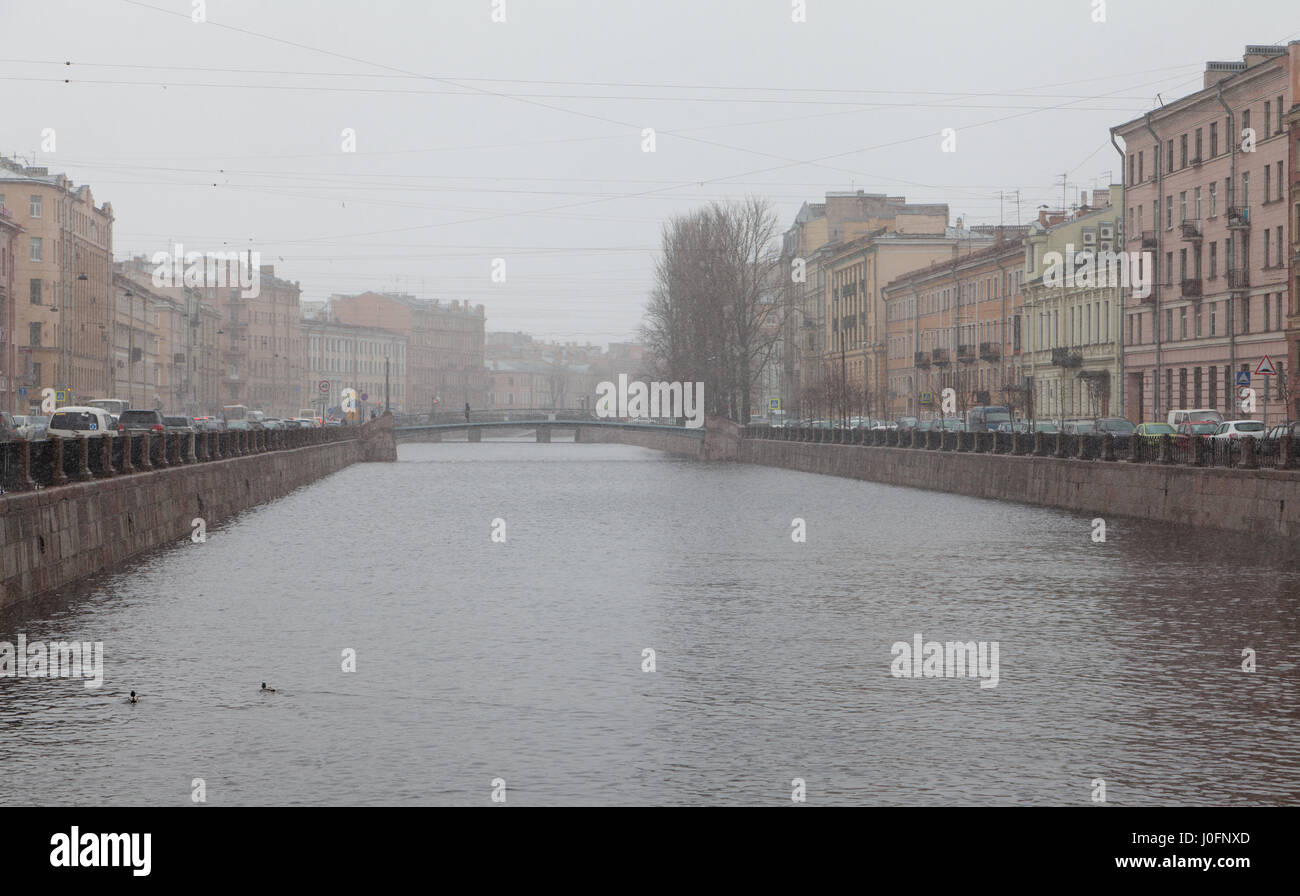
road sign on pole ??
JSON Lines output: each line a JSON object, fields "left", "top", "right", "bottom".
{"left": 1236, "top": 371, "right": 1251, "bottom": 387}
{"left": 1255, "top": 356, "right": 1277, "bottom": 376}
{"left": 318, "top": 379, "right": 330, "bottom": 393}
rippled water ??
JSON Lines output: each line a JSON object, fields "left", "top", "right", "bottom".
{"left": 2, "top": 439, "right": 1298, "bottom": 806}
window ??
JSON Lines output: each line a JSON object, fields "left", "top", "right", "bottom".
{"left": 1195, "top": 307, "right": 1202, "bottom": 337}
{"left": 1243, "top": 109, "right": 1251, "bottom": 138}
{"left": 29, "top": 322, "right": 42, "bottom": 346}
{"left": 1180, "top": 307, "right": 1187, "bottom": 339}
{"left": 1209, "top": 181, "right": 1217, "bottom": 217}
{"left": 1265, "top": 102, "right": 1271, "bottom": 135}
{"left": 29, "top": 195, "right": 41, "bottom": 218}
{"left": 1278, "top": 96, "right": 1285, "bottom": 136}
{"left": 1180, "top": 191, "right": 1187, "bottom": 222}
{"left": 1167, "top": 140, "right": 1174, "bottom": 172}
{"left": 1210, "top": 122, "right": 1218, "bottom": 157}
{"left": 1180, "top": 134, "right": 1188, "bottom": 168}
{"left": 30, "top": 236, "right": 41, "bottom": 262}
{"left": 1242, "top": 296, "right": 1250, "bottom": 333}
{"left": 1242, "top": 171, "right": 1249, "bottom": 208}
{"left": 1265, "top": 165, "right": 1271, "bottom": 201}
{"left": 1277, "top": 162, "right": 1284, "bottom": 201}
{"left": 1129, "top": 154, "right": 1135, "bottom": 185}
{"left": 1166, "top": 196, "right": 1173, "bottom": 229}
{"left": 1210, "top": 301, "right": 1217, "bottom": 337}
{"left": 1165, "top": 251, "right": 1173, "bottom": 286}
{"left": 1195, "top": 128, "right": 1202, "bottom": 162}
{"left": 1195, "top": 187, "right": 1202, "bottom": 221}
{"left": 29, "top": 278, "right": 41, "bottom": 304}
{"left": 1138, "top": 151, "right": 1144, "bottom": 182}
{"left": 1278, "top": 228, "right": 1285, "bottom": 271}
{"left": 1165, "top": 309, "right": 1173, "bottom": 341}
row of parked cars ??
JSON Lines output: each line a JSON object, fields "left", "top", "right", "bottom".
{"left": 759, "top": 405, "right": 1294, "bottom": 448}
{"left": 0, "top": 407, "right": 330, "bottom": 441}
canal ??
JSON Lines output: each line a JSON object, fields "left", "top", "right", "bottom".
{"left": 2, "top": 440, "right": 1298, "bottom": 805}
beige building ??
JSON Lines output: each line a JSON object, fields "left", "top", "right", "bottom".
{"left": 0, "top": 157, "right": 114, "bottom": 411}
{"left": 1020, "top": 189, "right": 1126, "bottom": 420}
{"left": 1, "top": 202, "right": 23, "bottom": 413}
{"left": 303, "top": 317, "right": 407, "bottom": 417}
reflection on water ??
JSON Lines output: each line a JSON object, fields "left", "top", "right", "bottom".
{"left": 2, "top": 440, "right": 1298, "bottom": 805}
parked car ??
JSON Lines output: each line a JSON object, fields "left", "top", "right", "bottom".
{"left": 939, "top": 418, "right": 965, "bottom": 432}
{"left": 1134, "top": 422, "right": 1176, "bottom": 442}
{"left": 46, "top": 407, "right": 117, "bottom": 438}
{"left": 966, "top": 405, "right": 1011, "bottom": 433}
{"left": 1167, "top": 408, "right": 1224, "bottom": 428}
{"left": 1031, "top": 422, "right": 1060, "bottom": 434}
{"left": 1174, "top": 420, "right": 1219, "bottom": 445}
{"left": 195, "top": 416, "right": 225, "bottom": 432}
{"left": 291, "top": 418, "right": 316, "bottom": 429}
{"left": 14, "top": 414, "right": 50, "bottom": 440}
{"left": 1264, "top": 421, "right": 1300, "bottom": 441}
{"left": 261, "top": 418, "right": 284, "bottom": 430}
{"left": 896, "top": 417, "right": 919, "bottom": 431}
{"left": 1, "top": 411, "right": 18, "bottom": 441}
{"left": 163, "top": 415, "right": 198, "bottom": 434}
{"left": 1093, "top": 417, "right": 1135, "bottom": 447}
{"left": 1211, "top": 420, "right": 1266, "bottom": 442}
{"left": 1061, "top": 420, "right": 1097, "bottom": 435}
{"left": 117, "top": 409, "right": 166, "bottom": 435}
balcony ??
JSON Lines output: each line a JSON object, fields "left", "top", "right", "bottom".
{"left": 1227, "top": 269, "right": 1250, "bottom": 290}
{"left": 979, "top": 341, "right": 1001, "bottom": 362}
{"left": 1181, "top": 277, "right": 1203, "bottom": 300}
{"left": 1189, "top": 156, "right": 1203, "bottom": 168}
{"left": 1051, "top": 347, "right": 1083, "bottom": 368}
{"left": 1227, "top": 206, "right": 1250, "bottom": 229}
{"left": 914, "top": 351, "right": 931, "bottom": 368}
{"left": 957, "top": 344, "right": 976, "bottom": 363}
{"left": 1180, "top": 221, "right": 1202, "bottom": 241}
{"left": 931, "top": 348, "right": 950, "bottom": 367}
{"left": 1140, "top": 231, "right": 1158, "bottom": 249}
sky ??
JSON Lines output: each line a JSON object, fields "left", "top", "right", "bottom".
{"left": 2, "top": 0, "right": 1297, "bottom": 347}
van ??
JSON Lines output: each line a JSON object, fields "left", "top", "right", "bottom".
{"left": 1167, "top": 408, "right": 1223, "bottom": 428}
{"left": 47, "top": 407, "right": 117, "bottom": 438}
{"left": 966, "top": 406, "right": 1011, "bottom": 432}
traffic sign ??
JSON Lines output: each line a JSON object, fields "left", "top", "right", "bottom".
{"left": 360, "top": 393, "right": 369, "bottom": 401}
{"left": 17, "top": 387, "right": 26, "bottom": 397}
{"left": 768, "top": 398, "right": 780, "bottom": 411}
{"left": 920, "top": 391, "right": 934, "bottom": 406}
{"left": 1235, "top": 371, "right": 1251, "bottom": 387}
{"left": 318, "top": 379, "right": 330, "bottom": 393}
{"left": 1238, "top": 386, "right": 1252, "bottom": 400}
{"left": 1255, "top": 355, "right": 1277, "bottom": 376}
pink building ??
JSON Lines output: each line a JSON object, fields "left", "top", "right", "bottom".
{"left": 1114, "top": 43, "right": 1296, "bottom": 425}
{"left": 0, "top": 203, "right": 23, "bottom": 413}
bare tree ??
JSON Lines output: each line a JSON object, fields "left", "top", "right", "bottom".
{"left": 641, "top": 197, "right": 783, "bottom": 422}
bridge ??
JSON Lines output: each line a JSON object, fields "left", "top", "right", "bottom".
{"left": 393, "top": 417, "right": 702, "bottom": 443}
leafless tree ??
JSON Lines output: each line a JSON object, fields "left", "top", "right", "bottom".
{"left": 641, "top": 197, "right": 783, "bottom": 422}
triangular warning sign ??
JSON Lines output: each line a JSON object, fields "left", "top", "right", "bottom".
{"left": 1255, "top": 355, "right": 1278, "bottom": 375}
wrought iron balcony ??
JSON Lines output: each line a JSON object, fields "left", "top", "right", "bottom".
{"left": 957, "top": 344, "right": 977, "bottom": 363}
{"left": 931, "top": 348, "right": 950, "bottom": 366}
{"left": 1227, "top": 269, "right": 1250, "bottom": 290}
{"left": 1181, "top": 277, "right": 1203, "bottom": 299}
{"left": 1051, "top": 347, "right": 1083, "bottom": 368}
{"left": 1180, "top": 221, "right": 1202, "bottom": 240}
{"left": 1227, "top": 206, "right": 1250, "bottom": 229}
{"left": 979, "top": 341, "right": 1001, "bottom": 362}
{"left": 1140, "top": 231, "right": 1158, "bottom": 249}
{"left": 914, "top": 351, "right": 931, "bottom": 368}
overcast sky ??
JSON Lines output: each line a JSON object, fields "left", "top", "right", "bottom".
{"left": 2, "top": 0, "right": 1296, "bottom": 346}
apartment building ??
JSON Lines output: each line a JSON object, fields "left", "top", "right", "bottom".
{"left": 330, "top": 291, "right": 487, "bottom": 413}
{"left": 883, "top": 234, "right": 1028, "bottom": 420}
{"left": 824, "top": 217, "right": 991, "bottom": 417}
{"left": 1114, "top": 44, "right": 1295, "bottom": 425}
{"left": 1287, "top": 60, "right": 1300, "bottom": 420}
{"left": 1019, "top": 189, "right": 1126, "bottom": 420}
{"left": 779, "top": 192, "right": 950, "bottom": 418}
{"left": 0, "top": 202, "right": 22, "bottom": 413}
{"left": 0, "top": 157, "right": 114, "bottom": 410}
{"left": 303, "top": 317, "right": 407, "bottom": 416}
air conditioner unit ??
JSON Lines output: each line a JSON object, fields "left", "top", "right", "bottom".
{"left": 1099, "top": 223, "right": 1114, "bottom": 238}
{"left": 1082, "top": 231, "right": 1097, "bottom": 245}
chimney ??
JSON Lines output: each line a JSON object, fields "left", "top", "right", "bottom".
{"left": 1204, "top": 60, "right": 1245, "bottom": 89}
{"left": 1243, "top": 44, "right": 1286, "bottom": 68}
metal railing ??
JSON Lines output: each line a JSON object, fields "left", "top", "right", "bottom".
{"left": 1, "top": 425, "right": 359, "bottom": 494}
{"left": 741, "top": 425, "right": 1298, "bottom": 471}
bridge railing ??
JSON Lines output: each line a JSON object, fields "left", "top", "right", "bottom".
{"left": 0, "top": 424, "right": 361, "bottom": 494}
{"left": 741, "top": 425, "right": 1300, "bottom": 471}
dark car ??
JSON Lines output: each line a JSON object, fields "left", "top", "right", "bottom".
{"left": 117, "top": 409, "right": 166, "bottom": 434}
{"left": 1, "top": 411, "right": 18, "bottom": 442}
{"left": 163, "top": 416, "right": 197, "bottom": 434}
{"left": 1094, "top": 417, "right": 1135, "bottom": 448}
{"left": 1260, "top": 421, "right": 1300, "bottom": 457}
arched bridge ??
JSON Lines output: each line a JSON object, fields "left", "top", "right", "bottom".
{"left": 394, "top": 418, "right": 703, "bottom": 444}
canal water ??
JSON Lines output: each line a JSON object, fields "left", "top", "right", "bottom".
{"left": 2, "top": 440, "right": 1298, "bottom": 805}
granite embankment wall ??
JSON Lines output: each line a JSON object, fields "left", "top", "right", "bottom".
{"left": 0, "top": 417, "right": 396, "bottom": 611}
{"left": 573, "top": 416, "right": 741, "bottom": 460}
{"left": 736, "top": 439, "right": 1300, "bottom": 539}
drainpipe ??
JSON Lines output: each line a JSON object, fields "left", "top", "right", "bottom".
{"left": 950, "top": 265, "right": 962, "bottom": 418}
{"left": 1110, "top": 129, "right": 1126, "bottom": 418}
{"left": 1144, "top": 111, "right": 1163, "bottom": 418}
{"left": 1216, "top": 82, "right": 1237, "bottom": 411}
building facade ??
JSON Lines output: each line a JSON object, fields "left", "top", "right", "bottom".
{"left": 0, "top": 202, "right": 23, "bottom": 413}
{"left": 1114, "top": 44, "right": 1295, "bottom": 425}
{"left": 0, "top": 158, "right": 114, "bottom": 411}
{"left": 303, "top": 318, "right": 407, "bottom": 417}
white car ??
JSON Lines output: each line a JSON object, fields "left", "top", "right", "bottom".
{"left": 14, "top": 414, "right": 50, "bottom": 439}
{"left": 46, "top": 406, "right": 118, "bottom": 438}
{"left": 1210, "top": 420, "right": 1266, "bottom": 442}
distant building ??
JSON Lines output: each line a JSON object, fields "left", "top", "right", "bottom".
{"left": 0, "top": 201, "right": 24, "bottom": 413}
{"left": 302, "top": 318, "right": 407, "bottom": 416}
